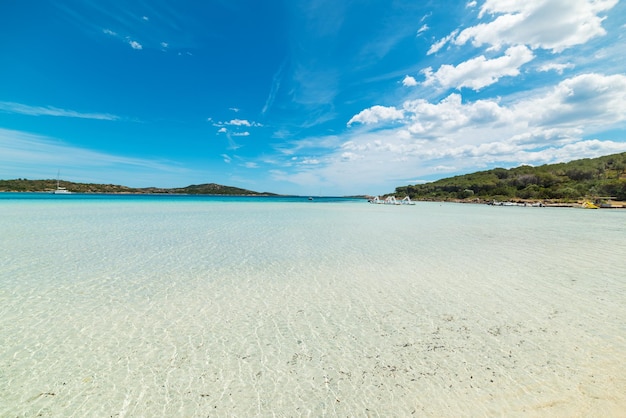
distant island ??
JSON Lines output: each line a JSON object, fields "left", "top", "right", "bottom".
{"left": 0, "top": 180, "right": 275, "bottom": 196}
{"left": 390, "top": 152, "right": 626, "bottom": 206}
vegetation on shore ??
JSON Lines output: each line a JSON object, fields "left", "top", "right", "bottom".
{"left": 393, "top": 152, "right": 626, "bottom": 203}
{"left": 0, "top": 179, "right": 274, "bottom": 196}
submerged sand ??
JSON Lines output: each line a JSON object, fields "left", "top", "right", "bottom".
{"left": 1, "top": 199, "right": 625, "bottom": 416}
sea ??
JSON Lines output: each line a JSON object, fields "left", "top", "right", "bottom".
{"left": 1, "top": 193, "right": 625, "bottom": 417}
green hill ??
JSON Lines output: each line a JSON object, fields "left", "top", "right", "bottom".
{"left": 0, "top": 179, "right": 273, "bottom": 195}
{"left": 393, "top": 152, "right": 626, "bottom": 203}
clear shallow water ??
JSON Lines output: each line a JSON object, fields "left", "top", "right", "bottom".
{"left": 1, "top": 195, "right": 625, "bottom": 417}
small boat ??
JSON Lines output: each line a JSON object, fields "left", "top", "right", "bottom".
{"left": 52, "top": 186, "right": 71, "bottom": 194}
{"left": 52, "top": 171, "right": 71, "bottom": 194}
{"left": 581, "top": 201, "right": 598, "bottom": 209}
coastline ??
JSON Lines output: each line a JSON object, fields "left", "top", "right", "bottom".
{"left": 376, "top": 195, "right": 626, "bottom": 209}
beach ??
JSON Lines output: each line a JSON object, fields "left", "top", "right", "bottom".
{"left": 1, "top": 196, "right": 625, "bottom": 416}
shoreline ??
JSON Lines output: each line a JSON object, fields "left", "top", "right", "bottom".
{"left": 374, "top": 195, "right": 626, "bottom": 209}
{"left": 2, "top": 191, "right": 625, "bottom": 208}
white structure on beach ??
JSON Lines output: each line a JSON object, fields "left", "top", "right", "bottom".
{"left": 369, "top": 195, "right": 414, "bottom": 205}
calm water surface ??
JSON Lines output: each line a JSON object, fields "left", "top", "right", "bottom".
{"left": 1, "top": 194, "right": 625, "bottom": 416}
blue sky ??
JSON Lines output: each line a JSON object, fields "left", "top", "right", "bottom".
{"left": 1, "top": 0, "right": 626, "bottom": 195}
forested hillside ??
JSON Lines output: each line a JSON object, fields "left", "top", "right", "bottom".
{"left": 0, "top": 179, "right": 270, "bottom": 195}
{"left": 394, "top": 152, "right": 626, "bottom": 202}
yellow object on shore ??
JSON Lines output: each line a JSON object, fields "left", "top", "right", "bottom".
{"left": 582, "top": 201, "right": 599, "bottom": 209}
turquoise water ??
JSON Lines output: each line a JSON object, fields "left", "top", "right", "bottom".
{"left": 1, "top": 195, "right": 625, "bottom": 416}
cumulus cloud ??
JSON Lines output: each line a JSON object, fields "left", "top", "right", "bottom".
{"left": 330, "top": 73, "right": 626, "bottom": 192}
{"left": 402, "top": 75, "right": 418, "bottom": 87}
{"left": 406, "top": 73, "right": 626, "bottom": 137}
{"left": 456, "top": 0, "right": 617, "bottom": 52}
{"left": 402, "top": 93, "right": 512, "bottom": 135}
{"left": 347, "top": 105, "right": 404, "bottom": 126}
{"left": 129, "top": 40, "right": 143, "bottom": 50}
{"left": 516, "top": 73, "right": 626, "bottom": 128}
{"left": 423, "top": 45, "right": 534, "bottom": 90}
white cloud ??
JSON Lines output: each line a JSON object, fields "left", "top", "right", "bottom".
{"left": 423, "top": 45, "right": 534, "bottom": 90}
{"left": 308, "top": 72, "right": 626, "bottom": 194}
{"left": 402, "top": 93, "right": 512, "bottom": 136}
{"left": 347, "top": 105, "right": 404, "bottom": 126}
{"left": 213, "top": 119, "right": 263, "bottom": 128}
{"left": 228, "top": 119, "right": 253, "bottom": 126}
{"left": 0, "top": 101, "right": 119, "bottom": 120}
{"left": 232, "top": 131, "right": 250, "bottom": 137}
{"left": 417, "top": 24, "right": 429, "bottom": 35}
{"left": 229, "top": 119, "right": 251, "bottom": 126}
{"left": 160, "top": 42, "right": 169, "bottom": 49}
{"left": 221, "top": 154, "right": 232, "bottom": 163}
{"left": 516, "top": 73, "right": 626, "bottom": 128}
{"left": 456, "top": 0, "right": 618, "bottom": 52}
{"left": 300, "top": 158, "right": 321, "bottom": 165}
{"left": 103, "top": 29, "right": 116, "bottom": 36}
{"left": 217, "top": 127, "right": 227, "bottom": 134}
{"left": 538, "top": 62, "right": 575, "bottom": 74}
{"left": 427, "top": 30, "right": 458, "bottom": 55}
{"left": 402, "top": 75, "right": 418, "bottom": 87}
{"left": 129, "top": 40, "right": 143, "bottom": 50}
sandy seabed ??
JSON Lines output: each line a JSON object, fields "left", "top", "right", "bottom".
{"left": 1, "top": 199, "right": 625, "bottom": 417}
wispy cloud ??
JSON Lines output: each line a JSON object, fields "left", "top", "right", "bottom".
{"left": 0, "top": 101, "right": 119, "bottom": 120}
{"left": 263, "top": 60, "right": 287, "bottom": 114}
{"left": 0, "top": 128, "right": 189, "bottom": 186}
{"left": 427, "top": 30, "right": 458, "bottom": 55}
{"left": 538, "top": 62, "right": 575, "bottom": 74}
{"left": 212, "top": 119, "right": 263, "bottom": 128}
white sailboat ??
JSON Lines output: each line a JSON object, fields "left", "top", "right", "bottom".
{"left": 52, "top": 170, "right": 71, "bottom": 194}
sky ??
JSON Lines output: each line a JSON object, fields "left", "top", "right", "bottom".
{"left": 1, "top": 0, "right": 626, "bottom": 196}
